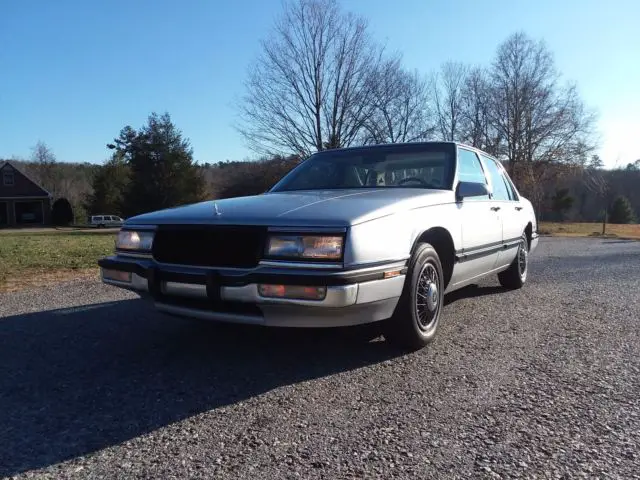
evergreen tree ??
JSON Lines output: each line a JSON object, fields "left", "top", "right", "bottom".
{"left": 107, "top": 112, "right": 206, "bottom": 217}
{"left": 84, "top": 152, "right": 131, "bottom": 217}
{"left": 608, "top": 195, "right": 637, "bottom": 224}
{"left": 551, "top": 188, "right": 574, "bottom": 221}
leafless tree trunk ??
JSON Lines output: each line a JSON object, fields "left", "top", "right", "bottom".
{"left": 362, "top": 56, "right": 434, "bottom": 144}
{"left": 583, "top": 155, "right": 610, "bottom": 234}
{"left": 433, "top": 61, "right": 468, "bottom": 142}
{"left": 236, "top": 0, "right": 383, "bottom": 157}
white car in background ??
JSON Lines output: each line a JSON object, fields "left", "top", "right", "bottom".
{"left": 90, "top": 215, "right": 124, "bottom": 228}
{"left": 98, "top": 142, "right": 539, "bottom": 351}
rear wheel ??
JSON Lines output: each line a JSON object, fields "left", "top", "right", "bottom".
{"left": 498, "top": 232, "right": 529, "bottom": 289}
{"left": 382, "top": 243, "right": 445, "bottom": 351}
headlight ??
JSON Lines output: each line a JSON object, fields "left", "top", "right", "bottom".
{"left": 265, "top": 234, "right": 343, "bottom": 261}
{"left": 115, "top": 230, "right": 154, "bottom": 251}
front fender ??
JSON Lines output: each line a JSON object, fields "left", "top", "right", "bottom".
{"left": 344, "top": 204, "right": 462, "bottom": 267}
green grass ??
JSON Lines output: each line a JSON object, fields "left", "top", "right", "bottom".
{"left": 0, "top": 230, "right": 115, "bottom": 291}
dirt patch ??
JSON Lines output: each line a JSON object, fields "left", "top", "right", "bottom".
{"left": 0, "top": 268, "right": 100, "bottom": 293}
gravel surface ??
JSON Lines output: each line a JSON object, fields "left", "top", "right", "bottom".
{"left": 1, "top": 237, "right": 639, "bottom": 479}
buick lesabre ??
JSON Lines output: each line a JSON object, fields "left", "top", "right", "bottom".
{"left": 98, "top": 142, "right": 539, "bottom": 350}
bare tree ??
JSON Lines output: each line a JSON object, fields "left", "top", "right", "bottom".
{"left": 30, "top": 141, "right": 60, "bottom": 197}
{"left": 432, "top": 61, "right": 468, "bottom": 141}
{"left": 363, "top": 56, "right": 434, "bottom": 144}
{"left": 236, "top": 0, "right": 384, "bottom": 157}
{"left": 487, "top": 32, "right": 597, "bottom": 181}
{"left": 459, "top": 67, "right": 501, "bottom": 154}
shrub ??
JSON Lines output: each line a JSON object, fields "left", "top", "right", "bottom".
{"left": 51, "top": 197, "right": 74, "bottom": 226}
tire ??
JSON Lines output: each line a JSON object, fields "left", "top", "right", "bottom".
{"left": 498, "top": 232, "right": 529, "bottom": 289}
{"left": 382, "top": 242, "right": 445, "bottom": 351}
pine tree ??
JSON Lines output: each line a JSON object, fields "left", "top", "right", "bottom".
{"left": 608, "top": 195, "right": 637, "bottom": 224}
{"left": 107, "top": 112, "right": 207, "bottom": 217}
{"left": 84, "top": 152, "right": 131, "bottom": 217}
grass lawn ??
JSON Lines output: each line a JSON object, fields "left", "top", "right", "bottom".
{"left": 1, "top": 222, "right": 637, "bottom": 293}
{"left": 538, "top": 222, "right": 640, "bottom": 239}
{"left": 0, "top": 230, "right": 116, "bottom": 292}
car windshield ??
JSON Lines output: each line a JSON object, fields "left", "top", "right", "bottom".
{"left": 270, "top": 143, "right": 457, "bottom": 192}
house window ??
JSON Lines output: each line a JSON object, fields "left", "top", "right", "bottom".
{"left": 2, "top": 172, "right": 14, "bottom": 186}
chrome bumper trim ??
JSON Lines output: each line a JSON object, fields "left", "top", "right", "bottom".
{"left": 163, "top": 281, "right": 359, "bottom": 307}
{"left": 100, "top": 270, "right": 405, "bottom": 309}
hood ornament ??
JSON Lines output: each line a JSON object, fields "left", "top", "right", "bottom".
{"left": 213, "top": 203, "right": 222, "bottom": 216}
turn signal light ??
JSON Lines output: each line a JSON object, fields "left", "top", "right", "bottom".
{"left": 258, "top": 284, "right": 327, "bottom": 300}
{"left": 383, "top": 270, "right": 402, "bottom": 279}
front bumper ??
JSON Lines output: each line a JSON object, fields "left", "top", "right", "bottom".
{"left": 98, "top": 256, "right": 407, "bottom": 327}
{"left": 530, "top": 232, "right": 539, "bottom": 252}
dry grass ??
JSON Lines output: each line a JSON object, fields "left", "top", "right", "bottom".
{"left": 0, "top": 230, "right": 115, "bottom": 292}
{"left": 538, "top": 222, "right": 640, "bottom": 239}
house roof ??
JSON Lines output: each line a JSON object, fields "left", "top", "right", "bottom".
{"left": 0, "top": 161, "right": 52, "bottom": 198}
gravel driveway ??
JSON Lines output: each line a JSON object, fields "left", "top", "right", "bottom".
{"left": 1, "top": 237, "right": 639, "bottom": 479}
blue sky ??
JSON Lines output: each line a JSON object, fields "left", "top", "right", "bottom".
{"left": 1, "top": 0, "right": 638, "bottom": 168}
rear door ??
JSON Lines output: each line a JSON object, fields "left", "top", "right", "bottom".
{"left": 479, "top": 154, "right": 525, "bottom": 268}
{"left": 449, "top": 147, "right": 503, "bottom": 288}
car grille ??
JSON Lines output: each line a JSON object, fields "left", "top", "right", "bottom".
{"left": 152, "top": 225, "right": 268, "bottom": 268}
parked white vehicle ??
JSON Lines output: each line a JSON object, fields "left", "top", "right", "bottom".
{"left": 98, "top": 142, "right": 539, "bottom": 350}
{"left": 90, "top": 215, "right": 124, "bottom": 228}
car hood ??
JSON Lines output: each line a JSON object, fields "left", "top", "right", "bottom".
{"left": 125, "top": 189, "right": 454, "bottom": 227}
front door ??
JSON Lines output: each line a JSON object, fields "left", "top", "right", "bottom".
{"left": 448, "top": 148, "right": 503, "bottom": 289}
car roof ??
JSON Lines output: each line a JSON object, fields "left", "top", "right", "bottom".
{"left": 311, "top": 141, "right": 500, "bottom": 163}
{"left": 315, "top": 141, "right": 455, "bottom": 153}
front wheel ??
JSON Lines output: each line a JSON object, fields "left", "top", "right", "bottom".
{"left": 498, "top": 232, "right": 529, "bottom": 289}
{"left": 382, "top": 243, "right": 445, "bottom": 351}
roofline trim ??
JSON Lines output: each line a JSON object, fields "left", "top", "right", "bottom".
{"left": 0, "top": 161, "right": 54, "bottom": 198}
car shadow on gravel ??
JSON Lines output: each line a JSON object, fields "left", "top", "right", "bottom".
{"left": 0, "top": 298, "right": 402, "bottom": 477}
{"left": 444, "top": 284, "right": 506, "bottom": 306}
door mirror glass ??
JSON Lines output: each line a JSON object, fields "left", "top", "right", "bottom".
{"left": 456, "top": 181, "right": 489, "bottom": 201}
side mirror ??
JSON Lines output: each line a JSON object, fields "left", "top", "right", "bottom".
{"left": 456, "top": 181, "right": 489, "bottom": 202}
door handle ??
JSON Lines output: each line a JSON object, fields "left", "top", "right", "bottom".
{"left": 490, "top": 206, "right": 501, "bottom": 211}
{"left": 515, "top": 206, "right": 523, "bottom": 211}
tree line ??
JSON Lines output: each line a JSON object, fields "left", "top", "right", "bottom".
{"left": 2, "top": 0, "right": 638, "bottom": 226}
{"left": 4, "top": 138, "right": 638, "bottom": 226}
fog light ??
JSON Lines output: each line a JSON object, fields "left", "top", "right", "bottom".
{"left": 258, "top": 284, "right": 327, "bottom": 300}
{"left": 102, "top": 269, "right": 132, "bottom": 283}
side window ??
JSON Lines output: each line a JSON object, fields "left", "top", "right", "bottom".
{"left": 487, "top": 157, "right": 518, "bottom": 200}
{"left": 457, "top": 148, "right": 489, "bottom": 200}
{"left": 502, "top": 169, "right": 519, "bottom": 201}
{"left": 482, "top": 156, "right": 512, "bottom": 201}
